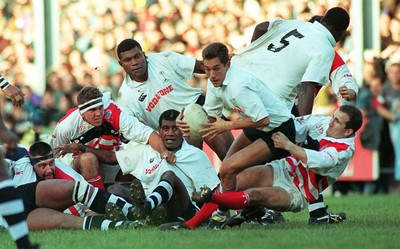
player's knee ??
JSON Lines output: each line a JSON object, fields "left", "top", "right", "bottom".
{"left": 160, "top": 170, "right": 176, "bottom": 185}
{"left": 75, "top": 153, "right": 100, "bottom": 175}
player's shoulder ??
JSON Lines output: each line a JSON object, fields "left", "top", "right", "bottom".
{"left": 56, "top": 108, "right": 81, "bottom": 129}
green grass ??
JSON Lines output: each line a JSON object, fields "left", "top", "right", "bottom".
{"left": 1, "top": 194, "right": 399, "bottom": 249}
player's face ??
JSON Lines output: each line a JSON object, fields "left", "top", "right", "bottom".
{"left": 33, "top": 158, "right": 55, "bottom": 180}
{"left": 81, "top": 106, "right": 104, "bottom": 126}
{"left": 326, "top": 109, "right": 352, "bottom": 139}
{"left": 158, "top": 120, "right": 183, "bottom": 150}
{"left": 118, "top": 47, "right": 148, "bottom": 82}
{"left": 204, "top": 57, "right": 230, "bottom": 87}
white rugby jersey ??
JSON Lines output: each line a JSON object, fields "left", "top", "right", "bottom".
{"left": 203, "top": 65, "right": 292, "bottom": 132}
{"left": 7, "top": 157, "right": 85, "bottom": 186}
{"left": 116, "top": 139, "right": 220, "bottom": 204}
{"left": 279, "top": 114, "right": 356, "bottom": 201}
{"left": 329, "top": 52, "right": 359, "bottom": 98}
{"left": 117, "top": 51, "right": 203, "bottom": 129}
{"left": 49, "top": 92, "right": 153, "bottom": 158}
{"left": 7, "top": 157, "right": 88, "bottom": 217}
{"left": 232, "top": 18, "right": 336, "bottom": 109}
{"left": 294, "top": 51, "right": 359, "bottom": 106}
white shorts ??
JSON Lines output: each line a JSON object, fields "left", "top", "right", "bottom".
{"left": 271, "top": 162, "right": 307, "bottom": 212}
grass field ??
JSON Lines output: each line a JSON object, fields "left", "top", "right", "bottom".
{"left": 1, "top": 194, "right": 398, "bottom": 249}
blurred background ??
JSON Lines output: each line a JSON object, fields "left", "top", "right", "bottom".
{"left": 0, "top": 0, "right": 399, "bottom": 194}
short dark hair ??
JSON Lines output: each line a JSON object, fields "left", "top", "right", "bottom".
{"left": 339, "top": 105, "right": 363, "bottom": 134}
{"left": 159, "top": 109, "right": 179, "bottom": 128}
{"left": 321, "top": 7, "right": 350, "bottom": 32}
{"left": 29, "top": 142, "right": 52, "bottom": 157}
{"left": 202, "top": 42, "right": 230, "bottom": 64}
{"left": 116, "top": 39, "right": 143, "bottom": 60}
{"left": 77, "top": 87, "right": 103, "bottom": 105}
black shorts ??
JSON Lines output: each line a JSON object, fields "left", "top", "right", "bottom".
{"left": 16, "top": 181, "right": 40, "bottom": 217}
{"left": 243, "top": 118, "right": 295, "bottom": 161}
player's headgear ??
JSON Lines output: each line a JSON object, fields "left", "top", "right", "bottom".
{"left": 28, "top": 141, "right": 54, "bottom": 166}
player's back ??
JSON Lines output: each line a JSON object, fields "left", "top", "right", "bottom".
{"left": 232, "top": 19, "right": 335, "bottom": 109}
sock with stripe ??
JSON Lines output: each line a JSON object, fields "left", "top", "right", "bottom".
{"left": 0, "top": 179, "right": 33, "bottom": 249}
{"left": 308, "top": 194, "right": 326, "bottom": 217}
{"left": 72, "top": 181, "right": 132, "bottom": 216}
{"left": 83, "top": 216, "right": 128, "bottom": 230}
{"left": 147, "top": 180, "right": 174, "bottom": 210}
{"left": 86, "top": 175, "right": 105, "bottom": 190}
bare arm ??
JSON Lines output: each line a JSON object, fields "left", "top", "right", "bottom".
{"left": 251, "top": 21, "right": 270, "bottom": 43}
{"left": 193, "top": 60, "right": 205, "bottom": 74}
{"left": 0, "top": 113, "right": 19, "bottom": 151}
{"left": 297, "top": 82, "right": 318, "bottom": 116}
{"left": 272, "top": 131, "right": 307, "bottom": 163}
{"left": 53, "top": 143, "right": 118, "bottom": 165}
{"left": 377, "top": 106, "right": 396, "bottom": 122}
{"left": 200, "top": 115, "right": 269, "bottom": 140}
{"left": 0, "top": 75, "right": 25, "bottom": 107}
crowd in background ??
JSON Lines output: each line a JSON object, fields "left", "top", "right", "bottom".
{"left": 0, "top": 0, "right": 400, "bottom": 193}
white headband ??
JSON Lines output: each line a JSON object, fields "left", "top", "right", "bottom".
{"left": 78, "top": 97, "right": 103, "bottom": 114}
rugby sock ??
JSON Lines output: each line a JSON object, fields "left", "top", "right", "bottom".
{"left": 210, "top": 191, "right": 250, "bottom": 210}
{"left": 0, "top": 179, "right": 32, "bottom": 249}
{"left": 73, "top": 181, "right": 132, "bottom": 216}
{"left": 185, "top": 202, "right": 219, "bottom": 229}
{"left": 147, "top": 180, "right": 173, "bottom": 210}
{"left": 86, "top": 175, "right": 105, "bottom": 190}
{"left": 308, "top": 194, "right": 326, "bottom": 218}
{"left": 83, "top": 216, "right": 127, "bottom": 230}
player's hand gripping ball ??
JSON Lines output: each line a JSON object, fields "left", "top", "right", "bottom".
{"left": 183, "top": 103, "right": 209, "bottom": 141}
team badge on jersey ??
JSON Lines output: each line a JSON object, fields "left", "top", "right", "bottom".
{"left": 138, "top": 92, "right": 147, "bottom": 102}
{"left": 104, "top": 110, "right": 112, "bottom": 119}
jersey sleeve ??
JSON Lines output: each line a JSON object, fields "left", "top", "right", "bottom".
{"left": 118, "top": 111, "right": 154, "bottom": 143}
{"left": 165, "top": 51, "right": 196, "bottom": 80}
{"left": 9, "top": 157, "right": 37, "bottom": 186}
{"left": 104, "top": 103, "right": 154, "bottom": 144}
{"left": 301, "top": 48, "right": 334, "bottom": 86}
{"left": 330, "top": 54, "right": 359, "bottom": 99}
{"left": 305, "top": 140, "right": 353, "bottom": 175}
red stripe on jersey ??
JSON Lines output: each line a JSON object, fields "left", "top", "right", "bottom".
{"left": 285, "top": 157, "right": 301, "bottom": 190}
{"left": 330, "top": 52, "right": 345, "bottom": 73}
{"left": 58, "top": 107, "right": 79, "bottom": 123}
{"left": 320, "top": 176, "right": 329, "bottom": 192}
{"left": 319, "top": 139, "right": 349, "bottom": 152}
{"left": 103, "top": 103, "right": 121, "bottom": 131}
{"left": 54, "top": 167, "right": 75, "bottom": 180}
{"left": 297, "top": 164, "right": 315, "bottom": 201}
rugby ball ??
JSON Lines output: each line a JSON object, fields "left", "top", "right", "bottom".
{"left": 183, "top": 103, "right": 209, "bottom": 141}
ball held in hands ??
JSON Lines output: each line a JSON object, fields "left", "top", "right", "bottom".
{"left": 182, "top": 103, "right": 208, "bottom": 141}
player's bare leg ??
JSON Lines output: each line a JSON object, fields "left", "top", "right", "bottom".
{"left": 219, "top": 139, "right": 272, "bottom": 191}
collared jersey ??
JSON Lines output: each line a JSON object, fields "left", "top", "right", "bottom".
{"left": 117, "top": 51, "right": 203, "bottom": 129}
{"left": 203, "top": 65, "right": 292, "bottom": 132}
{"left": 277, "top": 114, "right": 356, "bottom": 201}
{"left": 232, "top": 19, "right": 336, "bottom": 109}
{"left": 6, "top": 157, "right": 88, "bottom": 217}
{"left": 329, "top": 52, "right": 359, "bottom": 98}
{"left": 116, "top": 139, "right": 220, "bottom": 205}
{"left": 49, "top": 93, "right": 153, "bottom": 161}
